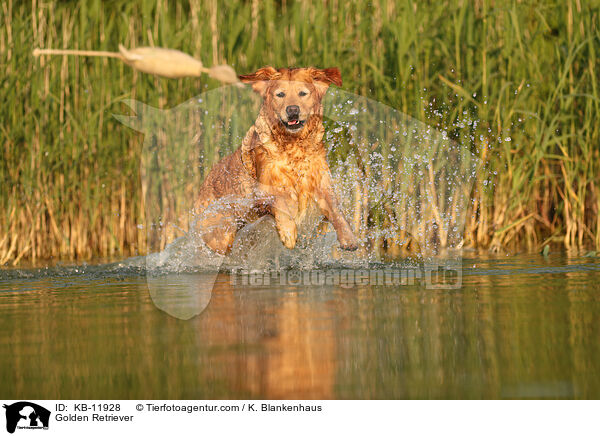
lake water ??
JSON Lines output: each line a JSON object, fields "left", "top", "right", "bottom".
{"left": 1, "top": 252, "right": 599, "bottom": 399}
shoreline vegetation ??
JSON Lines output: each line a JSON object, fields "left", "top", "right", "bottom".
{"left": 1, "top": 0, "right": 599, "bottom": 265}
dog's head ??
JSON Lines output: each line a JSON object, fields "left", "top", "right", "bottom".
{"left": 239, "top": 67, "right": 342, "bottom": 136}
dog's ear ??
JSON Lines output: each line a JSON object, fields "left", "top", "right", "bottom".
{"left": 311, "top": 68, "right": 342, "bottom": 87}
{"left": 239, "top": 66, "right": 279, "bottom": 96}
{"left": 310, "top": 67, "right": 342, "bottom": 95}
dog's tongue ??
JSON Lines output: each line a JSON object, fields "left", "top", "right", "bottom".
{"left": 288, "top": 119, "right": 298, "bottom": 125}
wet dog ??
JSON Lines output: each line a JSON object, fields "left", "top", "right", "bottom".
{"left": 194, "top": 67, "right": 358, "bottom": 254}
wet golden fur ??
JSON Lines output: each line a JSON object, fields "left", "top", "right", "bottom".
{"left": 194, "top": 67, "right": 358, "bottom": 254}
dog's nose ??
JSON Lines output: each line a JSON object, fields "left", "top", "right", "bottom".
{"left": 286, "top": 105, "right": 300, "bottom": 119}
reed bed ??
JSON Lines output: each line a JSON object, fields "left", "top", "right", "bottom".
{"left": 0, "top": 0, "right": 598, "bottom": 265}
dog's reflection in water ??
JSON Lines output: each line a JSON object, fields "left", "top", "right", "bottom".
{"left": 188, "top": 273, "right": 341, "bottom": 399}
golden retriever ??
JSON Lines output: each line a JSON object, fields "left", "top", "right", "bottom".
{"left": 194, "top": 66, "right": 358, "bottom": 254}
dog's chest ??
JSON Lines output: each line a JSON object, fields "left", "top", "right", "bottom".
{"left": 283, "top": 149, "right": 321, "bottom": 192}
{"left": 256, "top": 140, "right": 327, "bottom": 220}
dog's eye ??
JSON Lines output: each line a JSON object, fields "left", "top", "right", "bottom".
{"left": 298, "top": 91, "right": 308, "bottom": 97}
{"left": 276, "top": 92, "right": 285, "bottom": 98}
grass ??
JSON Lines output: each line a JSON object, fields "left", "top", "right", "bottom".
{"left": 0, "top": 0, "right": 599, "bottom": 265}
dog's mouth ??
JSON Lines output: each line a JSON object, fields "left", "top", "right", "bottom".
{"left": 280, "top": 117, "right": 306, "bottom": 131}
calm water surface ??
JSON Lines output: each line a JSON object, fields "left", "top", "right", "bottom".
{"left": 1, "top": 253, "right": 599, "bottom": 399}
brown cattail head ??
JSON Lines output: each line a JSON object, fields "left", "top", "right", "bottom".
{"left": 118, "top": 45, "right": 205, "bottom": 79}
{"left": 208, "top": 65, "right": 244, "bottom": 87}
{"left": 33, "top": 45, "right": 242, "bottom": 85}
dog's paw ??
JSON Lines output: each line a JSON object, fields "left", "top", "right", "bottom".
{"left": 278, "top": 226, "right": 298, "bottom": 250}
{"left": 281, "top": 234, "right": 297, "bottom": 249}
{"left": 339, "top": 234, "right": 359, "bottom": 251}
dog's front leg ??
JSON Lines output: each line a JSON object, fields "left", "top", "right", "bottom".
{"left": 315, "top": 173, "right": 358, "bottom": 251}
{"left": 270, "top": 195, "right": 298, "bottom": 250}
{"left": 199, "top": 214, "right": 238, "bottom": 255}
{"left": 194, "top": 199, "right": 238, "bottom": 254}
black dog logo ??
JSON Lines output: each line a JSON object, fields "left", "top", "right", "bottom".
{"left": 3, "top": 402, "right": 50, "bottom": 434}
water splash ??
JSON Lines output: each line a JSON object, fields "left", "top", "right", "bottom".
{"left": 112, "top": 84, "right": 480, "bottom": 317}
